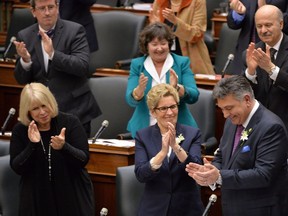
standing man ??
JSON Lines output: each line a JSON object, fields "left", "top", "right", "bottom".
{"left": 13, "top": 0, "right": 101, "bottom": 137}
{"left": 20, "top": 0, "right": 98, "bottom": 52}
{"left": 186, "top": 75, "right": 288, "bottom": 216}
{"left": 244, "top": 4, "right": 288, "bottom": 131}
{"left": 226, "top": 0, "right": 288, "bottom": 74}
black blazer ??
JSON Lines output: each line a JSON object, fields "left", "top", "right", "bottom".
{"left": 14, "top": 19, "right": 101, "bottom": 124}
{"left": 213, "top": 104, "right": 288, "bottom": 216}
{"left": 245, "top": 34, "right": 288, "bottom": 131}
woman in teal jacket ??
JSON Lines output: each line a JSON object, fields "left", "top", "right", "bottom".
{"left": 126, "top": 22, "right": 199, "bottom": 138}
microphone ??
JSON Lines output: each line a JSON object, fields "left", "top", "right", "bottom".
{"left": 100, "top": 207, "right": 108, "bottom": 216}
{"left": 91, "top": 120, "right": 109, "bottom": 143}
{"left": 1, "top": 108, "right": 16, "bottom": 135}
{"left": 221, "top": 54, "right": 234, "bottom": 78}
{"left": 3, "top": 36, "right": 16, "bottom": 60}
{"left": 202, "top": 194, "right": 217, "bottom": 216}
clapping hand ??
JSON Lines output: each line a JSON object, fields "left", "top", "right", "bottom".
{"left": 169, "top": 68, "right": 178, "bottom": 88}
{"left": 229, "top": 0, "right": 246, "bottom": 14}
{"left": 28, "top": 120, "right": 41, "bottom": 143}
{"left": 50, "top": 128, "right": 66, "bottom": 150}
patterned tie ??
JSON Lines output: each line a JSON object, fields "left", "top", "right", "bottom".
{"left": 46, "top": 29, "right": 55, "bottom": 39}
{"left": 232, "top": 125, "right": 244, "bottom": 155}
{"left": 38, "top": 29, "right": 55, "bottom": 39}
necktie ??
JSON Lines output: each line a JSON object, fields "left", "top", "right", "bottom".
{"left": 270, "top": 48, "right": 277, "bottom": 63}
{"left": 46, "top": 29, "right": 55, "bottom": 38}
{"left": 38, "top": 29, "right": 55, "bottom": 39}
{"left": 232, "top": 125, "right": 244, "bottom": 155}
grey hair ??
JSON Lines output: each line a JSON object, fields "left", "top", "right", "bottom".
{"left": 212, "top": 75, "right": 255, "bottom": 101}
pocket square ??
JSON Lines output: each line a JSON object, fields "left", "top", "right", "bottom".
{"left": 241, "top": 145, "right": 251, "bottom": 153}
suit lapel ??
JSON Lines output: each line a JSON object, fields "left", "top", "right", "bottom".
{"left": 52, "top": 19, "right": 63, "bottom": 49}
{"left": 274, "top": 34, "right": 288, "bottom": 68}
{"left": 227, "top": 105, "right": 262, "bottom": 168}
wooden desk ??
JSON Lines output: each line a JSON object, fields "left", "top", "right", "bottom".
{"left": 91, "top": 5, "right": 150, "bottom": 17}
{"left": 93, "top": 68, "right": 221, "bottom": 90}
{"left": 86, "top": 143, "right": 135, "bottom": 216}
{"left": 0, "top": 61, "right": 23, "bottom": 132}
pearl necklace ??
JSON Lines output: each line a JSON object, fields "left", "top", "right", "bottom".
{"left": 40, "top": 138, "right": 52, "bottom": 181}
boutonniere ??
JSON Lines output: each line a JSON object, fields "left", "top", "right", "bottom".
{"left": 176, "top": 133, "right": 185, "bottom": 144}
{"left": 240, "top": 128, "right": 252, "bottom": 146}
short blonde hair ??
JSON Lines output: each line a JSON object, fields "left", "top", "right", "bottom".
{"left": 19, "top": 83, "right": 58, "bottom": 126}
{"left": 146, "top": 83, "right": 179, "bottom": 111}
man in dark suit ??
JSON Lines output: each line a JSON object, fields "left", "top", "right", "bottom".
{"left": 244, "top": 4, "right": 288, "bottom": 131}
{"left": 20, "top": 0, "right": 98, "bottom": 52}
{"left": 13, "top": 0, "right": 101, "bottom": 136}
{"left": 226, "top": 0, "right": 288, "bottom": 74}
{"left": 186, "top": 75, "right": 288, "bottom": 216}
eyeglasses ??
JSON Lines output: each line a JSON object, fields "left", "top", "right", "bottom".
{"left": 35, "top": 4, "right": 57, "bottom": 13}
{"left": 154, "top": 104, "right": 178, "bottom": 113}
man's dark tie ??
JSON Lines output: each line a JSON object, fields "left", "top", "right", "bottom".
{"left": 46, "top": 29, "right": 55, "bottom": 38}
{"left": 270, "top": 47, "right": 277, "bottom": 63}
{"left": 268, "top": 48, "right": 277, "bottom": 86}
{"left": 38, "top": 29, "right": 55, "bottom": 39}
{"left": 232, "top": 125, "right": 244, "bottom": 155}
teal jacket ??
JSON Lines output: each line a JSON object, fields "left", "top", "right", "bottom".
{"left": 126, "top": 53, "right": 199, "bottom": 138}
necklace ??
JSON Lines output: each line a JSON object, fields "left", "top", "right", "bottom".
{"left": 40, "top": 138, "right": 52, "bottom": 181}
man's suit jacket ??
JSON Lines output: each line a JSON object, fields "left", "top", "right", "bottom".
{"left": 126, "top": 53, "right": 199, "bottom": 138}
{"left": 59, "top": 0, "right": 98, "bottom": 52}
{"left": 245, "top": 34, "right": 288, "bottom": 131}
{"left": 134, "top": 123, "right": 204, "bottom": 216}
{"left": 14, "top": 19, "right": 101, "bottom": 125}
{"left": 227, "top": 0, "right": 288, "bottom": 74}
{"left": 213, "top": 104, "right": 288, "bottom": 216}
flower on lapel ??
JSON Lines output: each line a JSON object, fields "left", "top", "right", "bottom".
{"left": 176, "top": 133, "right": 185, "bottom": 144}
{"left": 240, "top": 128, "right": 252, "bottom": 146}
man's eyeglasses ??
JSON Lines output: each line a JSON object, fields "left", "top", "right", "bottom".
{"left": 35, "top": 5, "right": 57, "bottom": 13}
{"left": 154, "top": 104, "right": 178, "bottom": 113}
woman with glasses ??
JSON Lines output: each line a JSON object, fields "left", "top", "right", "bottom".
{"left": 134, "top": 83, "right": 204, "bottom": 216}
{"left": 10, "top": 83, "right": 95, "bottom": 216}
{"left": 126, "top": 22, "right": 199, "bottom": 138}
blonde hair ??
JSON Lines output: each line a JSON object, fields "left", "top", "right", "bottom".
{"left": 19, "top": 83, "right": 58, "bottom": 126}
{"left": 146, "top": 83, "right": 179, "bottom": 110}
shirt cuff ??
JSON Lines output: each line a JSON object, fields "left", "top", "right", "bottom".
{"left": 269, "top": 66, "right": 279, "bottom": 81}
{"left": 232, "top": 11, "right": 245, "bottom": 24}
{"left": 20, "top": 57, "right": 32, "bottom": 71}
{"left": 245, "top": 68, "right": 257, "bottom": 84}
{"left": 150, "top": 157, "right": 162, "bottom": 170}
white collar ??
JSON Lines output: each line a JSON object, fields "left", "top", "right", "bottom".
{"left": 143, "top": 53, "right": 173, "bottom": 84}
{"left": 242, "top": 100, "right": 259, "bottom": 128}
